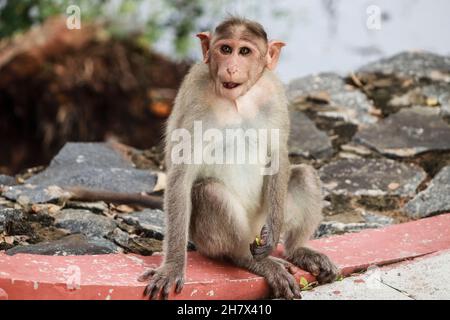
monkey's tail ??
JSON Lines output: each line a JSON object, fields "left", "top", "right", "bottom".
{"left": 67, "top": 187, "right": 163, "bottom": 210}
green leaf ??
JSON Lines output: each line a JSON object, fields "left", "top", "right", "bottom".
{"left": 299, "top": 276, "right": 309, "bottom": 288}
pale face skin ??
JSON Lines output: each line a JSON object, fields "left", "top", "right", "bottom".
{"left": 197, "top": 28, "right": 285, "bottom": 102}
{"left": 209, "top": 36, "right": 267, "bottom": 101}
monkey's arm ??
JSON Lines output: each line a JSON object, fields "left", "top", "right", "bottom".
{"left": 250, "top": 148, "right": 290, "bottom": 260}
{"left": 139, "top": 165, "right": 193, "bottom": 299}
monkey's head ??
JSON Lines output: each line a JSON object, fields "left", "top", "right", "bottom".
{"left": 197, "top": 17, "right": 285, "bottom": 101}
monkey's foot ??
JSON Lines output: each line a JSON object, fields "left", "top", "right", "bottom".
{"left": 265, "top": 259, "right": 302, "bottom": 299}
{"left": 239, "top": 257, "right": 301, "bottom": 299}
{"left": 287, "top": 247, "right": 339, "bottom": 284}
{"left": 138, "top": 264, "right": 185, "bottom": 300}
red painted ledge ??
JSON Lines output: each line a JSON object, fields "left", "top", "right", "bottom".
{"left": 0, "top": 213, "right": 449, "bottom": 300}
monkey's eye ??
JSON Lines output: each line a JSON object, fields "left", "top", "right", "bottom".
{"left": 220, "top": 45, "right": 232, "bottom": 55}
{"left": 239, "top": 47, "right": 251, "bottom": 55}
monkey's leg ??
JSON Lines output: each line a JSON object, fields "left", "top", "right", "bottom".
{"left": 190, "top": 178, "right": 301, "bottom": 299}
{"left": 283, "top": 164, "right": 339, "bottom": 284}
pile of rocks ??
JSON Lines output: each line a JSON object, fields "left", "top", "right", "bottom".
{"left": 288, "top": 52, "right": 450, "bottom": 237}
{"left": 1, "top": 51, "right": 449, "bottom": 254}
{"left": 0, "top": 142, "right": 166, "bottom": 255}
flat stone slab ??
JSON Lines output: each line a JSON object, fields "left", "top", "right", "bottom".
{"left": 302, "top": 250, "right": 450, "bottom": 300}
{"left": 315, "top": 219, "right": 390, "bottom": 238}
{"left": 354, "top": 107, "right": 450, "bottom": 157}
{"left": 378, "top": 250, "right": 450, "bottom": 299}
{"left": 0, "top": 213, "right": 449, "bottom": 300}
{"left": 5, "top": 234, "right": 119, "bottom": 256}
{"left": 2, "top": 142, "right": 157, "bottom": 204}
{"left": 0, "top": 175, "right": 16, "bottom": 186}
{"left": 302, "top": 269, "right": 413, "bottom": 300}
{"left": 54, "top": 209, "right": 117, "bottom": 238}
{"left": 319, "top": 158, "right": 426, "bottom": 197}
{"left": 315, "top": 221, "right": 381, "bottom": 238}
{"left": 404, "top": 166, "right": 450, "bottom": 218}
{"left": 121, "top": 209, "right": 165, "bottom": 240}
{"left": 287, "top": 73, "right": 378, "bottom": 125}
{"left": 288, "top": 110, "right": 333, "bottom": 158}
{"left": 358, "top": 51, "right": 450, "bottom": 79}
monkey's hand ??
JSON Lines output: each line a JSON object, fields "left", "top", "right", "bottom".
{"left": 138, "top": 263, "right": 185, "bottom": 300}
{"left": 250, "top": 224, "right": 275, "bottom": 261}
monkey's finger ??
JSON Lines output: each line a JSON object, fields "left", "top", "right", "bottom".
{"left": 280, "top": 279, "right": 294, "bottom": 300}
{"left": 161, "top": 281, "right": 173, "bottom": 300}
{"left": 175, "top": 278, "right": 184, "bottom": 294}
{"left": 317, "top": 264, "right": 339, "bottom": 284}
{"left": 149, "top": 278, "right": 165, "bottom": 300}
{"left": 259, "top": 225, "right": 269, "bottom": 241}
{"left": 287, "top": 276, "right": 302, "bottom": 299}
{"left": 251, "top": 245, "right": 271, "bottom": 260}
{"left": 287, "top": 264, "right": 299, "bottom": 275}
{"left": 138, "top": 269, "right": 156, "bottom": 282}
{"left": 144, "top": 276, "right": 164, "bottom": 299}
{"left": 143, "top": 276, "right": 160, "bottom": 297}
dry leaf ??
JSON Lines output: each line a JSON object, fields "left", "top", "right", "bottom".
{"left": 388, "top": 182, "right": 400, "bottom": 190}
{"left": 115, "top": 204, "right": 134, "bottom": 213}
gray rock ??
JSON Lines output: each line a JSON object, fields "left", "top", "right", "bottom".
{"left": 2, "top": 185, "right": 70, "bottom": 204}
{"left": 109, "top": 228, "right": 130, "bottom": 248}
{"left": 439, "top": 92, "right": 450, "bottom": 117}
{"left": 66, "top": 200, "right": 108, "bottom": 213}
{"left": 385, "top": 80, "right": 450, "bottom": 117}
{"left": 2, "top": 142, "right": 157, "bottom": 204}
{"left": 54, "top": 209, "right": 117, "bottom": 238}
{"left": 421, "top": 83, "right": 450, "bottom": 118}
{"left": 0, "top": 207, "right": 29, "bottom": 235}
{"left": 442, "top": 100, "right": 450, "bottom": 117}
{"left": 121, "top": 209, "right": 165, "bottom": 240}
{"left": 288, "top": 110, "right": 333, "bottom": 159}
{"left": 0, "top": 206, "right": 10, "bottom": 233}
{"left": 6, "top": 234, "right": 119, "bottom": 256}
{"left": 354, "top": 107, "right": 450, "bottom": 157}
{"left": 358, "top": 51, "right": 450, "bottom": 79}
{"left": 0, "top": 175, "right": 16, "bottom": 186}
{"left": 404, "top": 166, "right": 450, "bottom": 218}
{"left": 319, "top": 158, "right": 426, "bottom": 197}
{"left": 361, "top": 211, "right": 395, "bottom": 225}
{"left": 314, "top": 221, "right": 384, "bottom": 238}
{"left": 287, "top": 73, "right": 378, "bottom": 125}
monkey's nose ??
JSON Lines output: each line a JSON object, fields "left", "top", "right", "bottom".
{"left": 227, "top": 66, "right": 238, "bottom": 75}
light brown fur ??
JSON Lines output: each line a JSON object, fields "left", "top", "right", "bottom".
{"left": 139, "top": 17, "right": 338, "bottom": 300}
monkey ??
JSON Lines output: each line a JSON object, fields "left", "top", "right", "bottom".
{"left": 137, "top": 17, "right": 339, "bottom": 300}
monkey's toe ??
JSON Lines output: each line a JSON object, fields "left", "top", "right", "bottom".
{"left": 287, "top": 247, "right": 339, "bottom": 284}
{"left": 266, "top": 264, "right": 302, "bottom": 300}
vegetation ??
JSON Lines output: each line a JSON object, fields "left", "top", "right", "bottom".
{"left": 0, "top": 0, "right": 206, "bottom": 56}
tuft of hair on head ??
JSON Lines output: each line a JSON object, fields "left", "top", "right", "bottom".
{"left": 214, "top": 16, "right": 268, "bottom": 42}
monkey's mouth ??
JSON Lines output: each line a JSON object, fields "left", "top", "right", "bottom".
{"left": 222, "top": 82, "right": 241, "bottom": 89}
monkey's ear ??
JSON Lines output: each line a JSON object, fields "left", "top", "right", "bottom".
{"left": 266, "top": 41, "right": 286, "bottom": 70}
{"left": 196, "top": 32, "right": 211, "bottom": 64}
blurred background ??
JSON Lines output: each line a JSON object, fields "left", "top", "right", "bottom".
{"left": 1, "top": 0, "right": 449, "bottom": 175}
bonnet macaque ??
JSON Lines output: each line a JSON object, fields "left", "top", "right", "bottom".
{"left": 138, "top": 17, "right": 338, "bottom": 299}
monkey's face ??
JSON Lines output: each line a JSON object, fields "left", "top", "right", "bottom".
{"left": 209, "top": 38, "right": 267, "bottom": 101}
{"left": 196, "top": 26, "right": 285, "bottom": 102}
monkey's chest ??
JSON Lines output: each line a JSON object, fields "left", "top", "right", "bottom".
{"left": 196, "top": 126, "right": 267, "bottom": 211}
